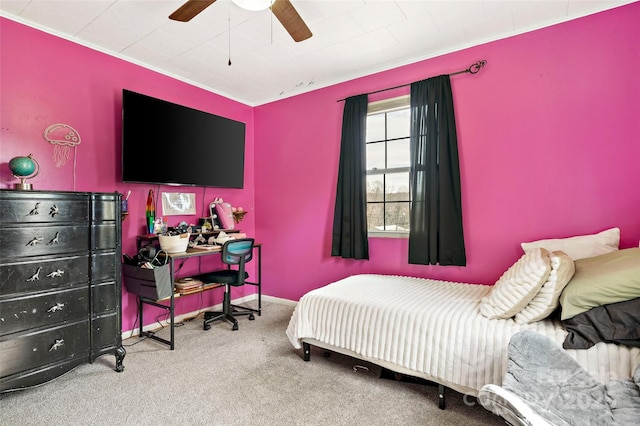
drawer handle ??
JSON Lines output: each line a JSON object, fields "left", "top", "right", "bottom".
{"left": 26, "top": 267, "right": 42, "bottom": 281}
{"left": 47, "top": 302, "right": 65, "bottom": 313}
{"left": 26, "top": 237, "right": 44, "bottom": 246}
{"left": 49, "top": 339, "right": 65, "bottom": 351}
{"left": 46, "top": 269, "right": 65, "bottom": 278}
{"left": 47, "top": 231, "right": 60, "bottom": 245}
{"left": 27, "top": 202, "right": 41, "bottom": 216}
{"left": 50, "top": 204, "right": 60, "bottom": 217}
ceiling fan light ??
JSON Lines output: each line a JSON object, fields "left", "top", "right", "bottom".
{"left": 231, "top": 0, "right": 273, "bottom": 11}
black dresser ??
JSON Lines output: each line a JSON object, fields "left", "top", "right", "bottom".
{"left": 0, "top": 190, "right": 125, "bottom": 392}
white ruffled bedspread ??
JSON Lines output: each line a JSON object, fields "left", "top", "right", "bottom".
{"left": 286, "top": 274, "right": 640, "bottom": 395}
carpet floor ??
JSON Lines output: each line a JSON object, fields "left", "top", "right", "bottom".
{"left": 0, "top": 302, "right": 504, "bottom": 425}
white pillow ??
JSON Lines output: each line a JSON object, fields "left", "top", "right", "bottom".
{"left": 514, "top": 251, "right": 575, "bottom": 324}
{"left": 520, "top": 227, "right": 619, "bottom": 261}
{"left": 479, "top": 248, "right": 552, "bottom": 320}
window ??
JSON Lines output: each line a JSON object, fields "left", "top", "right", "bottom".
{"left": 366, "top": 95, "right": 410, "bottom": 236}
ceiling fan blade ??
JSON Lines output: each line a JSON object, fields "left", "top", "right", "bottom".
{"left": 169, "top": 0, "right": 217, "bottom": 22}
{"left": 271, "top": 0, "right": 312, "bottom": 42}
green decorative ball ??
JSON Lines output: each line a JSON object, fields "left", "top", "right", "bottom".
{"left": 9, "top": 156, "right": 37, "bottom": 177}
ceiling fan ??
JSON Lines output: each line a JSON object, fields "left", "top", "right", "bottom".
{"left": 169, "top": 0, "right": 312, "bottom": 42}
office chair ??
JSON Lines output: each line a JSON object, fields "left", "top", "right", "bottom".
{"left": 201, "top": 238, "right": 256, "bottom": 331}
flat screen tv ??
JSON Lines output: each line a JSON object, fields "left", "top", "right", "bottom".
{"left": 122, "top": 89, "right": 246, "bottom": 188}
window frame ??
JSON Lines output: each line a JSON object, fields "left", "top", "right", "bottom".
{"left": 366, "top": 95, "right": 411, "bottom": 238}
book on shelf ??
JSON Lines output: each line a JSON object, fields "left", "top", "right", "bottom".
{"left": 175, "top": 277, "right": 203, "bottom": 290}
{"left": 203, "top": 282, "right": 222, "bottom": 289}
{"left": 177, "top": 284, "right": 222, "bottom": 295}
{"left": 174, "top": 277, "right": 222, "bottom": 294}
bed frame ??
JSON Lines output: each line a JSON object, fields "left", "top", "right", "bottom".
{"left": 287, "top": 274, "right": 640, "bottom": 410}
{"left": 302, "top": 339, "right": 449, "bottom": 409}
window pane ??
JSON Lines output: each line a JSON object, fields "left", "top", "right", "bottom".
{"left": 385, "top": 172, "right": 410, "bottom": 201}
{"left": 365, "top": 104, "right": 411, "bottom": 235}
{"left": 384, "top": 202, "right": 410, "bottom": 231}
{"left": 366, "top": 142, "right": 385, "bottom": 171}
{"left": 367, "top": 203, "right": 384, "bottom": 231}
{"left": 387, "top": 138, "right": 409, "bottom": 168}
{"left": 387, "top": 109, "right": 410, "bottom": 139}
{"left": 367, "top": 175, "right": 384, "bottom": 202}
{"left": 366, "top": 113, "right": 385, "bottom": 142}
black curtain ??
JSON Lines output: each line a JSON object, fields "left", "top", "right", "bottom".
{"left": 331, "top": 94, "right": 369, "bottom": 260}
{"left": 408, "top": 75, "right": 466, "bottom": 266}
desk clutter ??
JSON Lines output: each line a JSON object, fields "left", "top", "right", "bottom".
{"left": 122, "top": 243, "right": 168, "bottom": 268}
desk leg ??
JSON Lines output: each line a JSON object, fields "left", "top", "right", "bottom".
{"left": 169, "top": 259, "right": 175, "bottom": 350}
{"left": 139, "top": 296, "right": 144, "bottom": 337}
{"left": 257, "top": 244, "right": 262, "bottom": 316}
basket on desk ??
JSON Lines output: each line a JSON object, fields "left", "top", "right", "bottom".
{"left": 158, "top": 233, "right": 190, "bottom": 254}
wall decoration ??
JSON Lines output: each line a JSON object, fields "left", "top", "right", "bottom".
{"left": 146, "top": 189, "right": 155, "bottom": 234}
{"left": 44, "top": 123, "right": 81, "bottom": 167}
{"left": 162, "top": 192, "right": 196, "bottom": 216}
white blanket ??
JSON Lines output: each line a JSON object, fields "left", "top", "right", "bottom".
{"left": 286, "top": 274, "right": 640, "bottom": 395}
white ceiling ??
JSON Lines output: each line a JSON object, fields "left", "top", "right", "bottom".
{"left": 1, "top": 0, "right": 634, "bottom": 106}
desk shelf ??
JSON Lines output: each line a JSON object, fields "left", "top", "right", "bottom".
{"left": 175, "top": 285, "right": 222, "bottom": 297}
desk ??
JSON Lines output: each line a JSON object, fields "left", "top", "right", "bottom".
{"left": 133, "top": 240, "right": 262, "bottom": 350}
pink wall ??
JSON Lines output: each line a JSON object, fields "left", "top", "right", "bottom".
{"left": 0, "top": 17, "right": 256, "bottom": 332}
{"left": 2, "top": 2, "right": 639, "bottom": 330}
{"left": 254, "top": 2, "right": 640, "bottom": 301}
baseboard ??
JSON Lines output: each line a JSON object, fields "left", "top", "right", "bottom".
{"left": 121, "top": 293, "right": 298, "bottom": 340}
{"left": 261, "top": 294, "right": 297, "bottom": 307}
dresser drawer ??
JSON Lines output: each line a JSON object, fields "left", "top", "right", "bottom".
{"left": 0, "top": 254, "right": 89, "bottom": 296}
{"left": 92, "top": 312, "right": 119, "bottom": 356}
{"left": 0, "top": 195, "right": 89, "bottom": 225}
{"left": 92, "top": 251, "right": 117, "bottom": 283}
{"left": 0, "top": 225, "right": 89, "bottom": 258}
{"left": 91, "top": 194, "right": 119, "bottom": 221}
{"left": 0, "top": 320, "right": 89, "bottom": 379}
{"left": 0, "top": 356, "right": 86, "bottom": 393}
{"left": 92, "top": 223, "right": 118, "bottom": 250}
{"left": 92, "top": 282, "right": 117, "bottom": 315}
{"left": 0, "top": 287, "right": 89, "bottom": 336}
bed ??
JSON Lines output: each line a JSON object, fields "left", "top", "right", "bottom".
{"left": 286, "top": 241, "right": 640, "bottom": 409}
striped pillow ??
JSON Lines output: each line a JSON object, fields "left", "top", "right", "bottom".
{"left": 514, "top": 251, "right": 575, "bottom": 324}
{"left": 479, "top": 248, "right": 552, "bottom": 319}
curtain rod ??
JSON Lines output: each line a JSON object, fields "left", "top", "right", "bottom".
{"left": 336, "top": 60, "right": 487, "bottom": 102}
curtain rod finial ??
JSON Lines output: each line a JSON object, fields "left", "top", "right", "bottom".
{"left": 468, "top": 60, "right": 487, "bottom": 74}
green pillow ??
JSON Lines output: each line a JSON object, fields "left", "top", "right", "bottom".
{"left": 559, "top": 248, "right": 640, "bottom": 320}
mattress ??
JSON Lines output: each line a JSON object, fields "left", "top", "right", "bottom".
{"left": 286, "top": 274, "right": 640, "bottom": 396}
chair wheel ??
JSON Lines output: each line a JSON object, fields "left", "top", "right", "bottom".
{"left": 204, "top": 323, "right": 211, "bottom": 331}
{"left": 232, "top": 323, "right": 239, "bottom": 331}
{"left": 249, "top": 314, "right": 255, "bottom": 321}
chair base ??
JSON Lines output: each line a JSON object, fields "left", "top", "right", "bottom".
{"left": 230, "top": 303, "right": 257, "bottom": 320}
{"left": 203, "top": 310, "right": 239, "bottom": 331}
{"left": 202, "top": 285, "right": 257, "bottom": 331}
